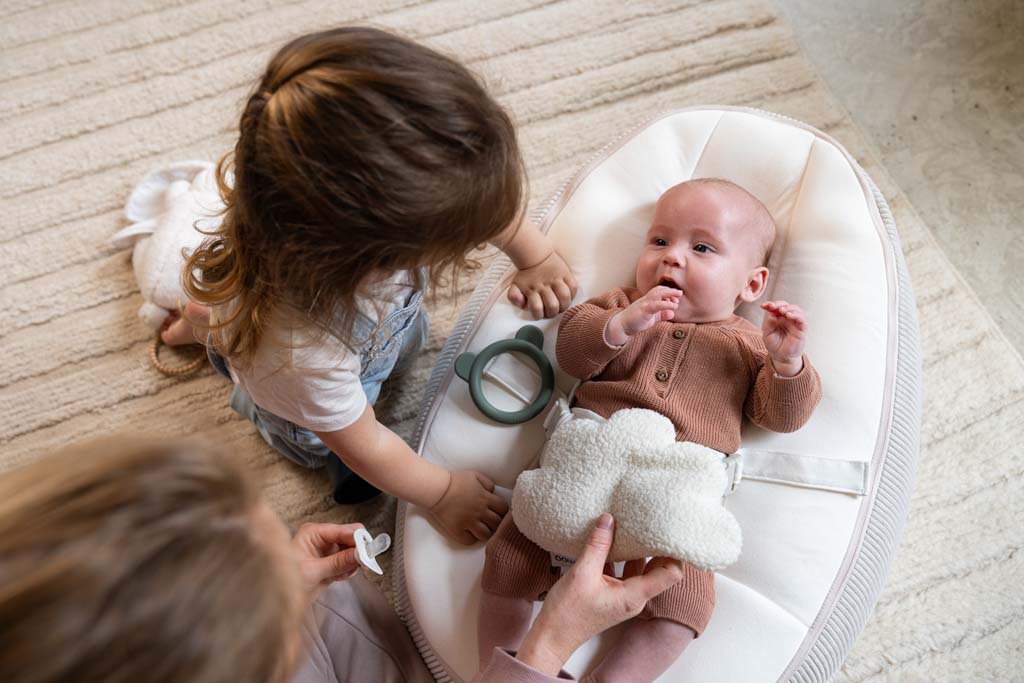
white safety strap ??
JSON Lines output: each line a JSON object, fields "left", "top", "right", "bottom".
{"left": 732, "top": 448, "right": 869, "bottom": 496}
{"left": 480, "top": 352, "right": 541, "bottom": 405}
{"left": 482, "top": 356, "right": 868, "bottom": 498}
{"left": 481, "top": 353, "right": 574, "bottom": 408}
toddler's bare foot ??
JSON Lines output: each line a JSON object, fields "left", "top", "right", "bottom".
{"left": 160, "top": 302, "right": 211, "bottom": 346}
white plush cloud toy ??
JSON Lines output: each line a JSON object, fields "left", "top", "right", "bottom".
{"left": 512, "top": 407, "right": 742, "bottom": 571}
{"left": 112, "top": 161, "right": 223, "bottom": 330}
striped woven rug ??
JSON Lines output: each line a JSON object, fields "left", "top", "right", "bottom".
{"left": 1, "top": 0, "right": 1020, "bottom": 679}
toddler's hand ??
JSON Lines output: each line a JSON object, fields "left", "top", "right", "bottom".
{"left": 761, "top": 300, "right": 808, "bottom": 376}
{"left": 430, "top": 470, "right": 509, "bottom": 545}
{"left": 508, "top": 251, "right": 578, "bottom": 319}
{"left": 605, "top": 285, "right": 681, "bottom": 346}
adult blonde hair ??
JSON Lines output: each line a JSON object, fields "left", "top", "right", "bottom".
{"left": 0, "top": 437, "right": 303, "bottom": 683}
{"left": 185, "top": 27, "right": 526, "bottom": 364}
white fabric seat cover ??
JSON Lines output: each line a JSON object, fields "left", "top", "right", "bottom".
{"left": 394, "top": 107, "right": 921, "bottom": 682}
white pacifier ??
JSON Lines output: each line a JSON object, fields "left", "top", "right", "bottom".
{"left": 353, "top": 529, "right": 392, "bottom": 575}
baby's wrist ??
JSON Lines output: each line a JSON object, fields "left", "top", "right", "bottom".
{"left": 771, "top": 355, "right": 804, "bottom": 377}
{"left": 604, "top": 312, "right": 630, "bottom": 347}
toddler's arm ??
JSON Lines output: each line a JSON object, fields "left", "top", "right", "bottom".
{"left": 315, "top": 405, "right": 507, "bottom": 545}
{"left": 493, "top": 218, "right": 577, "bottom": 319}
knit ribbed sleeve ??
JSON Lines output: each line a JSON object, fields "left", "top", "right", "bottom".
{"left": 744, "top": 354, "right": 822, "bottom": 432}
{"left": 556, "top": 289, "right": 633, "bottom": 380}
{"left": 555, "top": 288, "right": 823, "bottom": 454}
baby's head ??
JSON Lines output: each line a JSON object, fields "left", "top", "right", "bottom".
{"left": 635, "top": 178, "right": 776, "bottom": 323}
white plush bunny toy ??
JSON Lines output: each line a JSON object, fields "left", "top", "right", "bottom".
{"left": 112, "top": 160, "right": 224, "bottom": 331}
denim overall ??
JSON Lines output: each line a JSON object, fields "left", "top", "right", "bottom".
{"left": 208, "top": 287, "right": 428, "bottom": 503}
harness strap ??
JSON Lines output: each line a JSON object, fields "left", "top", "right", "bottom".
{"left": 731, "top": 448, "right": 869, "bottom": 496}
{"left": 485, "top": 356, "right": 867, "bottom": 497}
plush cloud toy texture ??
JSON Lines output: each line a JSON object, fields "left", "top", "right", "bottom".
{"left": 112, "top": 161, "right": 223, "bottom": 330}
{"left": 512, "top": 407, "right": 742, "bottom": 571}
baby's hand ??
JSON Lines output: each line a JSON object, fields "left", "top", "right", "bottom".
{"left": 430, "top": 470, "right": 509, "bottom": 545}
{"left": 508, "top": 251, "right": 578, "bottom": 319}
{"left": 605, "top": 286, "right": 681, "bottom": 346}
{"left": 761, "top": 300, "right": 808, "bottom": 376}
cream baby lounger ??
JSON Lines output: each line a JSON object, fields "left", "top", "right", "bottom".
{"left": 394, "top": 107, "right": 922, "bottom": 682}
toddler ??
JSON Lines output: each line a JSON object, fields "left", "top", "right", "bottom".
{"left": 478, "top": 178, "right": 822, "bottom": 681}
{"left": 162, "top": 27, "right": 577, "bottom": 545}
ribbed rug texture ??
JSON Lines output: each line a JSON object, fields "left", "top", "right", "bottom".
{"left": 1, "top": 0, "right": 1020, "bottom": 680}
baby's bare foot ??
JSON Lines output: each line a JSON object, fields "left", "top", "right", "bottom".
{"left": 160, "top": 302, "right": 211, "bottom": 346}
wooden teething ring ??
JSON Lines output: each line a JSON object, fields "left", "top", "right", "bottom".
{"left": 149, "top": 334, "right": 206, "bottom": 377}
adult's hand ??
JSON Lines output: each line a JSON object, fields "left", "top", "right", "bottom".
{"left": 515, "top": 513, "right": 684, "bottom": 675}
{"left": 290, "top": 522, "right": 364, "bottom": 601}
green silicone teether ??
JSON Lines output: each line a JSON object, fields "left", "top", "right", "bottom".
{"left": 454, "top": 325, "right": 555, "bottom": 424}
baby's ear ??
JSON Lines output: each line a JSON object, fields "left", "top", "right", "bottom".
{"left": 740, "top": 266, "right": 769, "bottom": 303}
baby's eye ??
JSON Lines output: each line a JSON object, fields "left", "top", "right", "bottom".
{"left": 653, "top": 238, "right": 668, "bottom": 247}
{"left": 693, "top": 244, "right": 713, "bottom": 254}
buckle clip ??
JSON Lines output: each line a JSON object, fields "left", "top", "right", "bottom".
{"left": 723, "top": 453, "right": 744, "bottom": 496}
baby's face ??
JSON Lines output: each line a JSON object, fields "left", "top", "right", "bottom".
{"left": 635, "top": 182, "right": 768, "bottom": 323}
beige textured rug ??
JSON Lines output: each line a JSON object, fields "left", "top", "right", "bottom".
{"left": 1, "top": 0, "right": 1020, "bottom": 679}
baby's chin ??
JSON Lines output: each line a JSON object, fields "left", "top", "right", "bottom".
{"left": 670, "top": 305, "right": 735, "bottom": 324}
{"left": 668, "top": 306, "right": 694, "bottom": 324}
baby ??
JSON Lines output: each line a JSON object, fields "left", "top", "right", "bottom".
{"left": 477, "top": 178, "right": 822, "bottom": 682}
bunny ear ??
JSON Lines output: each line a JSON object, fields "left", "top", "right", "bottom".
{"left": 124, "top": 160, "right": 215, "bottom": 222}
{"left": 111, "top": 219, "right": 156, "bottom": 249}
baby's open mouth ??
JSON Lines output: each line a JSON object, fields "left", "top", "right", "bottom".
{"left": 659, "top": 278, "right": 682, "bottom": 291}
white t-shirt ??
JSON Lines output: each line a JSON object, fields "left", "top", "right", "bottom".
{"left": 226, "top": 272, "right": 417, "bottom": 434}
{"left": 228, "top": 307, "right": 366, "bottom": 434}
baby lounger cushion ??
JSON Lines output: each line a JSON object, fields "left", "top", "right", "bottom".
{"left": 394, "top": 106, "right": 921, "bottom": 682}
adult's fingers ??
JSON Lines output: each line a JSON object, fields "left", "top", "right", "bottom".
{"left": 310, "top": 546, "right": 361, "bottom": 584}
{"left": 621, "top": 558, "right": 647, "bottom": 580}
{"left": 330, "top": 566, "right": 360, "bottom": 582}
{"left": 304, "top": 522, "right": 365, "bottom": 549}
{"left": 620, "top": 561, "right": 684, "bottom": 604}
{"left": 574, "top": 513, "right": 615, "bottom": 575}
